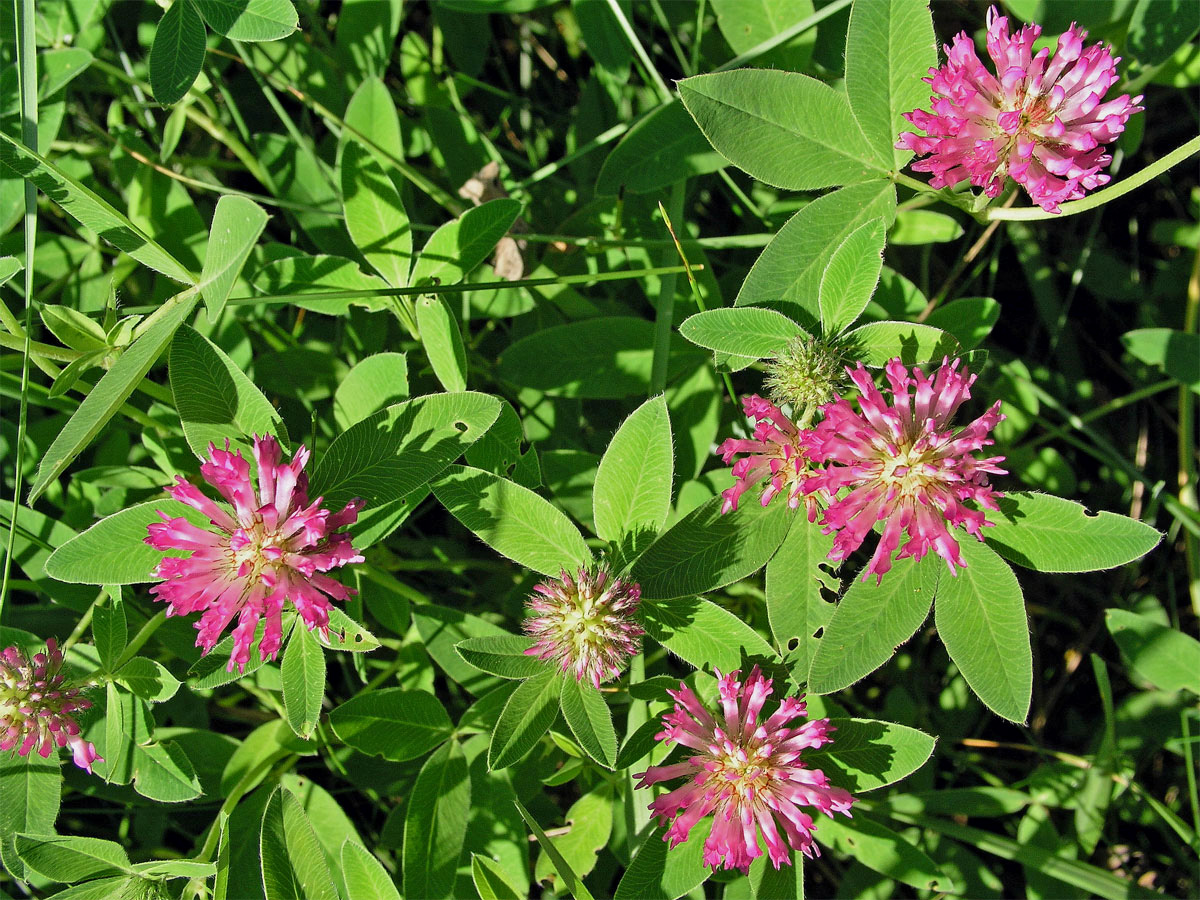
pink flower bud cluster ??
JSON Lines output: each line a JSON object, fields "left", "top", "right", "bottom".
{"left": 897, "top": 6, "right": 1143, "bottom": 212}
{"left": 718, "top": 359, "right": 1006, "bottom": 582}
{"left": 635, "top": 667, "right": 854, "bottom": 872}
{"left": 0, "top": 638, "right": 100, "bottom": 773}
{"left": 146, "top": 435, "right": 364, "bottom": 673}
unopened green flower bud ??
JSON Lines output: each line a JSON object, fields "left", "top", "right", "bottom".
{"left": 763, "top": 334, "right": 849, "bottom": 416}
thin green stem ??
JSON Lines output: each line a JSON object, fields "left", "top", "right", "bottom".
{"left": 650, "top": 184, "right": 685, "bottom": 395}
{"left": 1182, "top": 243, "right": 1200, "bottom": 622}
{"left": 2, "top": 0, "right": 37, "bottom": 623}
{"left": 1017, "top": 379, "right": 1176, "bottom": 452}
{"left": 113, "top": 610, "right": 167, "bottom": 670}
{"left": 514, "top": 122, "right": 629, "bottom": 191}
{"left": 0, "top": 331, "right": 85, "bottom": 362}
{"left": 987, "top": 134, "right": 1200, "bottom": 222}
{"left": 120, "top": 265, "right": 698, "bottom": 315}
{"left": 606, "top": 0, "right": 673, "bottom": 103}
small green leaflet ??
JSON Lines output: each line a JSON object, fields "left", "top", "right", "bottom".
{"left": 403, "top": 742, "right": 471, "bottom": 900}
{"left": 593, "top": 394, "right": 673, "bottom": 554}
{"left": 200, "top": 194, "right": 269, "bottom": 321}
{"left": 282, "top": 625, "right": 326, "bottom": 738}
{"left": 149, "top": 0, "right": 207, "bottom": 106}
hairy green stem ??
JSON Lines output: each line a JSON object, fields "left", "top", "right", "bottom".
{"left": 1182, "top": 244, "right": 1200, "bottom": 623}
{"left": 987, "top": 134, "right": 1200, "bottom": 221}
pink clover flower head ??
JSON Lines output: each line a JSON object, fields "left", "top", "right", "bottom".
{"left": 634, "top": 666, "right": 854, "bottom": 872}
{"left": 897, "top": 6, "right": 1143, "bottom": 213}
{"left": 146, "top": 435, "right": 365, "bottom": 673}
{"left": 0, "top": 638, "right": 101, "bottom": 773}
{"left": 718, "top": 395, "right": 818, "bottom": 519}
{"left": 523, "top": 567, "right": 643, "bottom": 688}
{"left": 805, "top": 358, "right": 1006, "bottom": 583}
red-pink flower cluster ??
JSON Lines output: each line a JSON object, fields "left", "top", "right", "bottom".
{"left": 805, "top": 359, "right": 1006, "bottom": 582}
{"left": 897, "top": 6, "right": 1142, "bottom": 212}
{"left": 635, "top": 667, "right": 854, "bottom": 872}
{"left": 718, "top": 359, "right": 1005, "bottom": 582}
{"left": 0, "top": 638, "right": 100, "bottom": 773}
{"left": 523, "top": 567, "right": 643, "bottom": 688}
{"left": 717, "top": 395, "right": 818, "bottom": 520}
{"left": 146, "top": 435, "right": 364, "bottom": 673}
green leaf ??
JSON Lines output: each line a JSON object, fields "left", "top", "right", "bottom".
{"left": 710, "top": 0, "right": 816, "bottom": 71}
{"left": 253, "top": 254, "right": 389, "bottom": 315}
{"left": 640, "top": 596, "right": 775, "bottom": 672}
{"left": 411, "top": 197, "right": 522, "bottom": 287}
{"left": 846, "top": 320, "right": 960, "bottom": 366}
{"left": 341, "top": 140, "right": 411, "bottom": 288}
{"left": 316, "top": 606, "right": 380, "bottom": 653}
{"left": 44, "top": 498, "right": 209, "bottom": 585}
{"left": 115, "top": 657, "right": 181, "bottom": 703}
{"left": 498, "top": 317, "right": 704, "bottom": 398}
{"left": 40, "top": 305, "right": 108, "bottom": 352}
{"left": 416, "top": 294, "right": 468, "bottom": 392}
{"left": 804, "top": 718, "right": 935, "bottom": 792}
{"left": 0, "top": 133, "right": 194, "bottom": 283}
{"left": 737, "top": 181, "right": 897, "bottom": 326}
{"left": 472, "top": 853, "right": 523, "bottom": 900}
{"left": 310, "top": 392, "right": 501, "bottom": 540}
{"left": 559, "top": 677, "right": 617, "bottom": 769}
{"left": 925, "top": 296, "right": 999, "bottom": 351}
{"left": 596, "top": 101, "right": 726, "bottom": 196}
{"left": 489, "top": 670, "right": 561, "bottom": 770}
{"left": 200, "top": 194, "right": 269, "bottom": 321}
{"left": 260, "top": 787, "right": 339, "bottom": 900}
{"left": 593, "top": 395, "right": 673, "bottom": 554}
{"left": 0, "top": 756, "right": 62, "bottom": 882}
{"left": 844, "top": 0, "right": 938, "bottom": 170}
{"left": 28, "top": 294, "right": 197, "bottom": 502}
{"left": 877, "top": 787, "right": 1031, "bottom": 818}
{"left": 1122, "top": 327, "right": 1200, "bottom": 394}
{"left": 334, "top": 352, "right": 409, "bottom": 429}
{"left": 132, "top": 740, "right": 203, "bottom": 803}
{"left": 1105, "top": 608, "right": 1200, "bottom": 694}
{"left": 403, "top": 741, "right": 471, "bottom": 900}
{"left": 132, "top": 859, "right": 220, "bottom": 879}
{"left": 282, "top": 625, "right": 326, "bottom": 738}
{"left": 343, "top": 76, "right": 402, "bottom": 164}
{"left": 149, "top": 0, "right": 207, "bottom": 105}
{"left": 432, "top": 465, "right": 592, "bottom": 576}
{"left": 765, "top": 515, "right": 835, "bottom": 669}
{"left": 455, "top": 635, "right": 547, "bottom": 680}
{"left": 986, "top": 492, "right": 1163, "bottom": 573}
{"left": 193, "top": 0, "right": 298, "bottom": 41}
{"left": 169, "top": 324, "right": 288, "bottom": 458}
{"left": 92, "top": 598, "right": 127, "bottom": 672}
{"left": 329, "top": 688, "right": 453, "bottom": 762}
{"left": 631, "top": 495, "right": 793, "bottom": 600}
{"left": 816, "top": 815, "right": 952, "bottom": 893}
{"left": 678, "top": 69, "right": 884, "bottom": 191}
{"left": 678, "top": 307, "right": 804, "bottom": 358}
{"left": 818, "top": 217, "right": 885, "bottom": 334}
{"left": 808, "top": 555, "right": 938, "bottom": 694}
{"left": 614, "top": 822, "right": 711, "bottom": 900}
{"left": 14, "top": 834, "right": 132, "bottom": 882}
{"left": 341, "top": 841, "right": 402, "bottom": 900}
{"left": 513, "top": 796, "right": 597, "bottom": 900}
{"left": 890, "top": 209, "right": 964, "bottom": 245}
{"left": 934, "top": 539, "right": 1031, "bottom": 723}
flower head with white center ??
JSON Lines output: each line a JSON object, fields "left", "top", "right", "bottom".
{"left": 897, "top": 6, "right": 1143, "bottom": 213}
{"left": 146, "top": 435, "right": 364, "bottom": 672}
{"left": 523, "top": 567, "right": 643, "bottom": 688}
{"left": 717, "top": 395, "right": 820, "bottom": 520}
{"left": 0, "top": 638, "right": 100, "bottom": 773}
{"left": 804, "top": 358, "right": 1006, "bottom": 583}
{"left": 635, "top": 667, "right": 854, "bottom": 872}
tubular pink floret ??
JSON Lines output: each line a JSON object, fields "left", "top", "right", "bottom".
{"left": 805, "top": 358, "right": 1006, "bottom": 583}
{"left": 634, "top": 667, "right": 854, "bottom": 872}
{"left": 145, "top": 435, "right": 364, "bottom": 672}
{"left": 0, "top": 639, "right": 101, "bottom": 773}
{"left": 896, "top": 6, "right": 1142, "bottom": 212}
{"left": 522, "top": 567, "right": 643, "bottom": 688}
{"left": 717, "top": 395, "right": 819, "bottom": 520}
